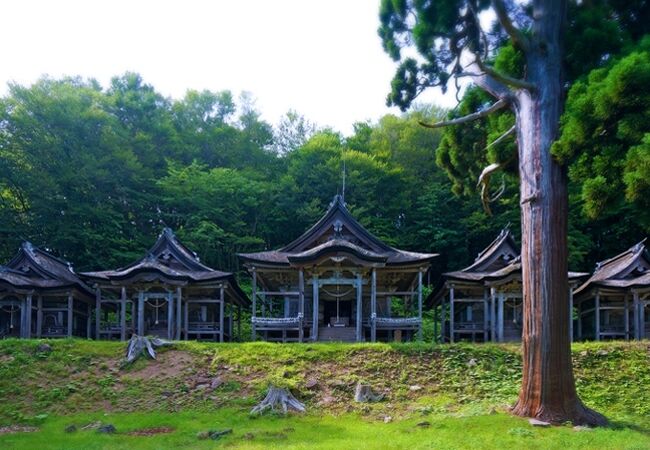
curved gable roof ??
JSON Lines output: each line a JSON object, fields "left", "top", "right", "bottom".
{"left": 239, "top": 195, "right": 437, "bottom": 267}
{"left": 1, "top": 242, "right": 93, "bottom": 296}
{"left": 574, "top": 240, "right": 650, "bottom": 295}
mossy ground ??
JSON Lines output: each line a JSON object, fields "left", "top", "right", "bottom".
{"left": 0, "top": 339, "right": 648, "bottom": 449}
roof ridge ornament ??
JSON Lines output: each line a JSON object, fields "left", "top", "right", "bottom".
{"left": 333, "top": 219, "right": 345, "bottom": 240}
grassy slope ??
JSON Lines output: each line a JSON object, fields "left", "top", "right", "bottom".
{"left": 0, "top": 340, "right": 649, "bottom": 449}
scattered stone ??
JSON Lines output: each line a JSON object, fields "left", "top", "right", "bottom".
{"left": 97, "top": 424, "right": 116, "bottom": 434}
{"left": 64, "top": 424, "right": 77, "bottom": 433}
{"left": 81, "top": 421, "right": 102, "bottom": 430}
{"left": 580, "top": 350, "right": 588, "bottom": 357}
{"left": 596, "top": 350, "right": 609, "bottom": 356}
{"left": 416, "top": 421, "right": 431, "bottom": 428}
{"left": 197, "top": 429, "right": 233, "bottom": 440}
{"left": 467, "top": 358, "right": 478, "bottom": 367}
{"left": 305, "top": 378, "right": 319, "bottom": 389}
{"left": 210, "top": 377, "right": 224, "bottom": 389}
{"left": 36, "top": 343, "right": 52, "bottom": 353}
{"left": 0, "top": 425, "right": 39, "bottom": 434}
{"left": 409, "top": 385, "right": 422, "bottom": 391}
{"left": 573, "top": 425, "right": 593, "bottom": 432}
{"left": 319, "top": 395, "right": 336, "bottom": 406}
{"left": 195, "top": 384, "right": 209, "bottom": 390}
{"left": 161, "top": 391, "right": 172, "bottom": 398}
{"left": 529, "top": 418, "right": 551, "bottom": 427}
{"left": 126, "top": 427, "right": 174, "bottom": 436}
{"left": 330, "top": 379, "right": 346, "bottom": 388}
{"left": 383, "top": 416, "right": 392, "bottom": 423}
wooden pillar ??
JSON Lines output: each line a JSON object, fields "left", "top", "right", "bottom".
{"left": 36, "top": 295, "right": 43, "bottom": 338}
{"left": 219, "top": 286, "right": 225, "bottom": 343}
{"left": 478, "top": 289, "right": 485, "bottom": 342}
{"left": 569, "top": 287, "right": 574, "bottom": 343}
{"left": 633, "top": 290, "right": 640, "bottom": 340}
{"left": 251, "top": 267, "right": 257, "bottom": 341}
{"left": 23, "top": 294, "right": 32, "bottom": 338}
{"left": 298, "top": 268, "right": 305, "bottom": 343}
{"left": 67, "top": 293, "right": 73, "bottom": 338}
{"left": 120, "top": 287, "right": 127, "bottom": 341}
{"left": 312, "top": 274, "right": 319, "bottom": 341}
{"left": 137, "top": 291, "right": 144, "bottom": 336}
{"left": 577, "top": 300, "right": 583, "bottom": 340}
{"left": 497, "top": 293, "right": 504, "bottom": 342}
{"left": 167, "top": 292, "right": 174, "bottom": 340}
{"left": 440, "top": 294, "right": 446, "bottom": 343}
{"left": 490, "top": 288, "right": 496, "bottom": 342}
{"left": 623, "top": 294, "right": 630, "bottom": 341}
{"left": 356, "top": 273, "right": 363, "bottom": 342}
{"left": 237, "top": 303, "right": 242, "bottom": 341}
{"left": 370, "top": 268, "right": 377, "bottom": 343}
{"left": 95, "top": 288, "right": 101, "bottom": 340}
{"left": 433, "top": 302, "right": 438, "bottom": 343}
{"left": 184, "top": 300, "right": 189, "bottom": 341}
{"left": 176, "top": 287, "right": 182, "bottom": 340}
{"left": 449, "top": 285, "right": 455, "bottom": 343}
{"left": 86, "top": 303, "right": 92, "bottom": 338}
{"left": 417, "top": 270, "right": 423, "bottom": 341}
{"left": 594, "top": 290, "right": 601, "bottom": 341}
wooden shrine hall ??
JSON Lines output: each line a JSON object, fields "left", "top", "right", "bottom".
{"left": 0, "top": 242, "right": 94, "bottom": 339}
{"left": 430, "top": 228, "right": 587, "bottom": 343}
{"left": 573, "top": 240, "right": 650, "bottom": 341}
{"left": 238, "top": 195, "right": 437, "bottom": 343}
{"left": 82, "top": 228, "right": 249, "bottom": 341}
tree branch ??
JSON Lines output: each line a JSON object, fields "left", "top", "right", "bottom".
{"left": 475, "top": 57, "right": 536, "bottom": 91}
{"left": 484, "top": 125, "right": 516, "bottom": 150}
{"left": 491, "top": 0, "right": 530, "bottom": 52}
{"left": 419, "top": 99, "right": 508, "bottom": 129}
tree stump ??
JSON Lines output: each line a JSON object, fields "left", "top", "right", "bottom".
{"left": 250, "top": 386, "right": 305, "bottom": 415}
{"left": 354, "top": 383, "right": 383, "bottom": 402}
{"left": 123, "top": 335, "right": 172, "bottom": 366}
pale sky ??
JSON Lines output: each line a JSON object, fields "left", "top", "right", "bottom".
{"left": 1, "top": 0, "right": 456, "bottom": 134}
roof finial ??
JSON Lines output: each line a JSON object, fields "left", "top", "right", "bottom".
{"left": 341, "top": 156, "right": 346, "bottom": 203}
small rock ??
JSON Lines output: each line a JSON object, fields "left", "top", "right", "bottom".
{"left": 36, "top": 343, "right": 52, "bottom": 353}
{"left": 81, "top": 421, "right": 102, "bottom": 430}
{"left": 195, "top": 384, "right": 209, "bottom": 390}
{"left": 305, "top": 378, "right": 319, "bottom": 389}
{"left": 416, "top": 421, "right": 431, "bottom": 428}
{"left": 161, "top": 391, "right": 172, "bottom": 398}
{"left": 97, "top": 424, "right": 116, "bottom": 434}
{"left": 319, "top": 395, "right": 336, "bottom": 405}
{"left": 208, "top": 429, "right": 232, "bottom": 440}
{"left": 596, "top": 350, "right": 609, "bottom": 356}
{"left": 580, "top": 350, "right": 588, "bottom": 357}
{"left": 467, "top": 358, "right": 478, "bottom": 367}
{"left": 409, "top": 385, "right": 422, "bottom": 391}
{"left": 197, "top": 431, "right": 210, "bottom": 440}
{"left": 210, "top": 377, "right": 224, "bottom": 389}
{"left": 573, "top": 425, "right": 593, "bottom": 432}
{"left": 64, "top": 425, "right": 77, "bottom": 433}
{"left": 330, "top": 379, "right": 346, "bottom": 387}
{"left": 383, "top": 416, "right": 392, "bottom": 423}
{"left": 529, "top": 418, "right": 551, "bottom": 427}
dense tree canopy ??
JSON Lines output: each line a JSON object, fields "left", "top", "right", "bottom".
{"left": 0, "top": 69, "right": 646, "bottom": 278}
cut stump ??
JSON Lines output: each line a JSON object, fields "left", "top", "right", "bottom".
{"left": 354, "top": 383, "right": 384, "bottom": 402}
{"left": 250, "top": 386, "right": 305, "bottom": 415}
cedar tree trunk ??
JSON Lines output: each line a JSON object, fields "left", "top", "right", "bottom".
{"left": 510, "top": 0, "right": 606, "bottom": 426}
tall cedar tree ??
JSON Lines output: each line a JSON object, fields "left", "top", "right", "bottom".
{"left": 379, "top": 0, "right": 606, "bottom": 424}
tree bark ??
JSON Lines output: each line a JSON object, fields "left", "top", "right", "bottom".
{"left": 509, "top": 0, "right": 606, "bottom": 426}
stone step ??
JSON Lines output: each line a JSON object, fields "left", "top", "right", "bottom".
{"left": 317, "top": 326, "right": 357, "bottom": 342}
